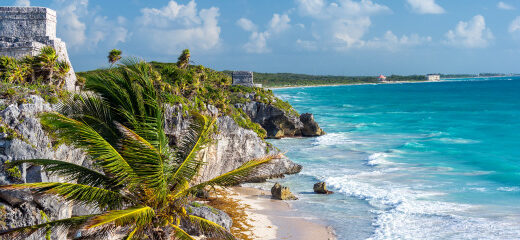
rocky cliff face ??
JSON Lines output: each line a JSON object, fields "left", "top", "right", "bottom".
{"left": 0, "top": 95, "right": 87, "bottom": 240}
{"left": 164, "top": 104, "right": 302, "bottom": 183}
{"left": 235, "top": 94, "right": 325, "bottom": 139}
{"left": 0, "top": 96, "right": 302, "bottom": 238}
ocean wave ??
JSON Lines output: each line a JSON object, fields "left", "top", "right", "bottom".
{"left": 497, "top": 186, "right": 520, "bottom": 192}
{"left": 436, "top": 137, "right": 480, "bottom": 144}
{"left": 312, "top": 132, "right": 363, "bottom": 146}
{"left": 324, "top": 174, "right": 520, "bottom": 240}
{"left": 366, "top": 153, "right": 392, "bottom": 166}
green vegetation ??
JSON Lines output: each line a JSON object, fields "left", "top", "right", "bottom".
{"left": 108, "top": 49, "right": 122, "bottom": 65}
{"left": 0, "top": 46, "right": 70, "bottom": 88}
{"left": 78, "top": 55, "right": 297, "bottom": 139}
{"left": 177, "top": 49, "right": 190, "bottom": 69}
{"left": 233, "top": 72, "right": 433, "bottom": 88}
{"left": 0, "top": 46, "right": 72, "bottom": 105}
{"left": 3, "top": 160, "right": 22, "bottom": 180}
{"left": 385, "top": 75, "right": 426, "bottom": 82}
{"left": 0, "top": 59, "right": 274, "bottom": 239}
{"left": 0, "top": 81, "right": 70, "bottom": 105}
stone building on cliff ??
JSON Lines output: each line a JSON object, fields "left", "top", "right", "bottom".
{"left": 0, "top": 6, "right": 76, "bottom": 90}
{"left": 232, "top": 71, "right": 262, "bottom": 88}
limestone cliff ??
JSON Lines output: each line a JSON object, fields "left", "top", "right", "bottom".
{"left": 235, "top": 93, "right": 325, "bottom": 139}
{"left": 164, "top": 104, "right": 302, "bottom": 183}
{"left": 0, "top": 96, "right": 301, "bottom": 239}
{"left": 0, "top": 95, "right": 86, "bottom": 240}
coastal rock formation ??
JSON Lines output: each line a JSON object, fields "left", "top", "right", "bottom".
{"left": 271, "top": 182, "right": 298, "bottom": 200}
{"left": 0, "top": 7, "right": 76, "bottom": 90}
{"left": 313, "top": 182, "right": 333, "bottom": 194}
{"left": 0, "top": 95, "right": 87, "bottom": 240}
{"left": 235, "top": 94, "right": 325, "bottom": 138}
{"left": 183, "top": 203, "right": 233, "bottom": 237}
{"left": 0, "top": 96, "right": 302, "bottom": 238}
{"left": 164, "top": 104, "right": 302, "bottom": 183}
{"left": 300, "top": 113, "right": 325, "bottom": 136}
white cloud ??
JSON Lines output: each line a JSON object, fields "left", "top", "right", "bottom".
{"left": 13, "top": 0, "right": 30, "bottom": 6}
{"left": 269, "top": 14, "right": 291, "bottom": 33}
{"left": 52, "top": 0, "right": 128, "bottom": 50}
{"left": 295, "top": 0, "right": 390, "bottom": 50}
{"left": 365, "top": 31, "right": 432, "bottom": 50}
{"left": 509, "top": 16, "right": 520, "bottom": 33}
{"left": 240, "top": 13, "right": 291, "bottom": 53}
{"left": 406, "top": 0, "right": 445, "bottom": 14}
{"left": 236, "top": 18, "right": 257, "bottom": 32}
{"left": 444, "top": 15, "right": 493, "bottom": 48}
{"left": 296, "top": 0, "right": 325, "bottom": 17}
{"left": 498, "top": 1, "right": 515, "bottom": 10}
{"left": 137, "top": 0, "right": 221, "bottom": 54}
{"left": 54, "top": 0, "right": 88, "bottom": 48}
{"left": 244, "top": 32, "right": 270, "bottom": 53}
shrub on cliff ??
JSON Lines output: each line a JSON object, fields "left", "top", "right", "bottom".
{"left": 0, "top": 59, "right": 274, "bottom": 239}
{"left": 0, "top": 46, "right": 70, "bottom": 88}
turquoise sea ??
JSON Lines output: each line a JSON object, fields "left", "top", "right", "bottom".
{"left": 264, "top": 77, "right": 520, "bottom": 239}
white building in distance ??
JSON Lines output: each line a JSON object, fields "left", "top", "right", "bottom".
{"left": 427, "top": 74, "right": 441, "bottom": 81}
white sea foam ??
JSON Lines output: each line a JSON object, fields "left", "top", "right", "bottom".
{"left": 366, "top": 153, "right": 392, "bottom": 166}
{"left": 436, "top": 137, "right": 480, "bottom": 144}
{"left": 312, "top": 132, "right": 363, "bottom": 146}
{"left": 497, "top": 186, "right": 520, "bottom": 192}
{"left": 324, "top": 174, "right": 520, "bottom": 240}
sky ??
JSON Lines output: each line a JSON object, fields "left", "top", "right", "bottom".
{"left": 6, "top": 0, "right": 520, "bottom": 75}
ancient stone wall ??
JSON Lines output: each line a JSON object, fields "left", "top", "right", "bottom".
{"left": 232, "top": 71, "right": 255, "bottom": 87}
{"left": 0, "top": 7, "right": 76, "bottom": 90}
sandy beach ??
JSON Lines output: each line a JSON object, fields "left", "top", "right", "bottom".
{"left": 224, "top": 187, "right": 336, "bottom": 240}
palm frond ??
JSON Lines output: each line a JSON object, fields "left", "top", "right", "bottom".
{"left": 170, "top": 224, "right": 196, "bottom": 240}
{"left": 116, "top": 123, "right": 167, "bottom": 197}
{"left": 7, "top": 159, "right": 111, "bottom": 188}
{"left": 84, "top": 206, "right": 154, "bottom": 229}
{"left": 40, "top": 113, "right": 138, "bottom": 186}
{"left": 187, "top": 215, "right": 235, "bottom": 240}
{"left": 58, "top": 93, "right": 119, "bottom": 143}
{"left": 170, "top": 113, "right": 217, "bottom": 186}
{"left": 0, "top": 214, "right": 95, "bottom": 239}
{"left": 124, "top": 226, "right": 138, "bottom": 240}
{"left": 0, "top": 182, "right": 127, "bottom": 209}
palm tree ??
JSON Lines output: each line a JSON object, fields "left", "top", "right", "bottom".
{"left": 35, "top": 46, "right": 59, "bottom": 84}
{"left": 176, "top": 49, "right": 190, "bottom": 69}
{"left": 0, "top": 59, "right": 275, "bottom": 239}
{"left": 108, "top": 49, "right": 123, "bottom": 65}
{"left": 55, "top": 60, "right": 71, "bottom": 88}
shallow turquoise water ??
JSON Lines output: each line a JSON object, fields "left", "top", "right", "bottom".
{"left": 266, "top": 77, "right": 520, "bottom": 239}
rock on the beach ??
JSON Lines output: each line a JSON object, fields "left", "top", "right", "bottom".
{"left": 271, "top": 182, "right": 298, "bottom": 200}
{"left": 313, "top": 182, "right": 333, "bottom": 194}
{"left": 182, "top": 203, "right": 233, "bottom": 237}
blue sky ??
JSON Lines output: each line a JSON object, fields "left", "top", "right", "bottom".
{"left": 7, "top": 0, "right": 520, "bottom": 75}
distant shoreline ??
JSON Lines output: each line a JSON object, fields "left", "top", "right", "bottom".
{"left": 267, "top": 79, "right": 440, "bottom": 90}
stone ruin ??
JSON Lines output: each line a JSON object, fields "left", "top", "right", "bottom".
{"left": 232, "top": 71, "right": 262, "bottom": 88}
{"left": 0, "top": 6, "right": 76, "bottom": 90}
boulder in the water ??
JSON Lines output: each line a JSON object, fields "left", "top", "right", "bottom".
{"left": 313, "top": 182, "right": 333, "bottom": 194}
{"left": 271, "top": 183, "right": 298, "bottom": 200}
